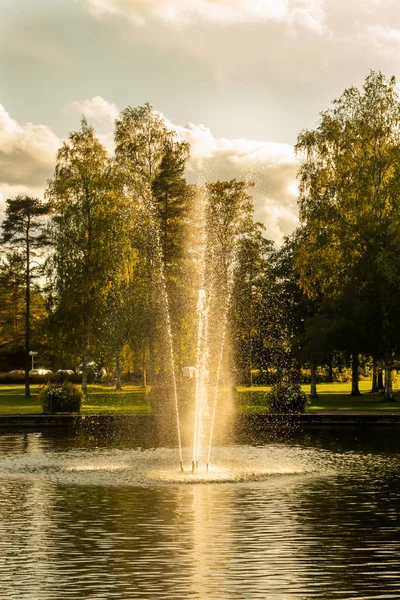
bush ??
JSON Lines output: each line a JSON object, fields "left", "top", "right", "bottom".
{"left": 39, "top": 382, "right": 83, "bottom": 414}
{"left": 0, "top": 372, "right": 57, "bottom": 385}
{"left": 267, "top": 383, "right": 308, "bottom": 413}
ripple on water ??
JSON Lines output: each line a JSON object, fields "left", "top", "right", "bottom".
{"left": 0, "top": 435, "right": 400, "bottom": 599}
{"left": 0, "top": 444, "right": 329, "bottom": 486}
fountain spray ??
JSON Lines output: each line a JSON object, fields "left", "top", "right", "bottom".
{"left": 140, "top": 188, "right": 184, "bottom": 473}
{"left": 206, "top": 290, "right": 232, "bottom": 472}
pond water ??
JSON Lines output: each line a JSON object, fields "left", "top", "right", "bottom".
{"left": 0, "top": 427, "right": 399, "bottom": 599}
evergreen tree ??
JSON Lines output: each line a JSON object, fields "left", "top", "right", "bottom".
{"left": 1, "top": 196, "right": 49, "bottom": 397}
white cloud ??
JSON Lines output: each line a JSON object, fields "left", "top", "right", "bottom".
{"left": 84, "top": 0, "right": 325, "bottom": 32}
{"left": 170, "top": 120, "right": 299, "bottom": 244}
{"left": 69, "top": 96, "right": 120, "bottom": 124}
{"left": 0, "top": 100, "right": 299, "bottom": 245}
{"left": 0, "top": 104, "right": 60, "bottom": 188}
{"left": 78, "top": 0, "right": 400, "bottom": 97}
{"left": 367, "top": 25, "right": 400, "bottom": 47}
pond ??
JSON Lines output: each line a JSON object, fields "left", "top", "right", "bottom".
{"left": 0, "top": 427, "right": 399, "bottom": 599}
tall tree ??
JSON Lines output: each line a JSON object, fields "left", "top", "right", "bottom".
{"left": 152, "top": 138, "right": 190, "bottom": 267}
{"left": 47, "top": 119, "right": 131, "bottom": 394}
{"left": 0, "top": 252, "right": 25, "bottom": 354}
{"left": 295, "top": 71, "right": 400, "bottom": 400}
{"left": 0, "top": 196, "right": 49, "bottom": 397}
{"left": 231, "top": 224, "right": 272, "bottom": 385}
{"left": 114, "top": 102, "right": 191, "bottom": 381}
{"left": 0, "top": 251, "right": 47, "bottom": 372}
{"left": 203, "top": 179, "right": 255, "bottom": 385}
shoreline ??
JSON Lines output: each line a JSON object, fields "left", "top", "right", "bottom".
{"left": 1, "top": 412, "right": 400, "bottom": 430}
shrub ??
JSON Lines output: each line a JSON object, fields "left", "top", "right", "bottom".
{"left": 267, "top": 382, "right": 308, "bottom": 413}
{"left": 0, "top": 372, "right": 58, "bottom": 385}
{"left": 39, "top": 382, "right": 83, "bottom": 414}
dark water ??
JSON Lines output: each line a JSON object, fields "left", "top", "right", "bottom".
{"left": 0, "top": 428, "right": 399, "bottom": 599}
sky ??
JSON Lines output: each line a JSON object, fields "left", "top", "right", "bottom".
{"left": 1, "top": 0, "right": 400, "bottom": 244}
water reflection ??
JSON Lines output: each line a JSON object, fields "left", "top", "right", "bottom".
{"left": 0, "top": 431, "right": 399, "bottom": 599}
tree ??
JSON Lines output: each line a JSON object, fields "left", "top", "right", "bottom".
{"left": 152, "top": 138, "right": 190, "bottom": 267}
{"left": 0, "top": 251, "right": 47, "bottom": 372}
{"left": 0, "top": 252, "right": 25, "bottom": 354}
{"left": 295, "top": 71, "right": 400, "bottom": 401}
{"left": 115, "top": 102, "right": 172, "bottom": 184}
{"left": 47, "top": 119, "right": 131, "bottom": 394}
{"left": 98, "top": 277, "right": 135, "bottom": 391}
{"left": 271, "top": 234, "right": 323, "bottom": 396}
{"left": 200, "top": 179, "right": 256, "bottom": 387}
{"left": 1, "top": 196, "right": 49, "bottom": 397}
{"left": 114, "top": 102, "right": 191, "bottom": 381}
{"left": 231, "top": 224, "right": 273, "bottom": 385}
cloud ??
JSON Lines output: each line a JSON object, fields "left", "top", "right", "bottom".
{"left": 367, "top": 25, "right": 400, "bottom": 53}
{"left": 69, "top": 96, "right": 119, "bottom": 124}
{"left": 0, "top": 104, "right": 60, "bottom": 189}
{"left": 0, "top": 183, "right": 48, "bottom": 221}
{"left": 0, "top": 100, "right": 299, "bottom": 245}
{"left": 84, "top": 0, "right": 325, "bottom": 32}
{"left": 171, "top": 121, "right": 300, "bottom": 244}
{"left": 77, "top": 0, "right": 400, "bottom": 99}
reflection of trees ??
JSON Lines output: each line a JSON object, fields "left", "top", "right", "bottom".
{"left": 0, "top": 434, "right": 55, "bottom": 596}
{"left": 48, "top": 485, "right": 197, "bottom": 598}
{"left": 292, "top": 471, "right": 400, "bottom": 598}
{"left": 1, "top": 432, "right": 400, "bottom": 599}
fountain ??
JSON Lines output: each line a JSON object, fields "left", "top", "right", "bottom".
{"left": 149, "top": 181, "right": 242, "bottom": 475}
{"left": 2, "top": 182, "right": 400, "bottom": 595}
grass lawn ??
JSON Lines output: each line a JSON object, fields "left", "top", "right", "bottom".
{"left": 81, "top": 386, "right": 151, "bottom": 415}
{"left": 1, "top": 380, "right": 400, "bottom": 415}
{"left": 0, "top": 385, "right": 151, "bottom": 415}
{"left": 238, "top": 380, "right": 400, "bottom": 413}
{"left": 0, "top": 385, "right": 43, "bottom": 415}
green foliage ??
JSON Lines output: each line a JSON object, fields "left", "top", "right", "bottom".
{"left": 267, "top": 382, "right": 308, "bottom": 413}
{"left": 1, "top": 195, "right": 49, "bottom": 249}
{"left": 39, "top": 382, "right": 83, "bottom": 414}
{"left": 231, "top": 224, "right": 274, "bottom": 385}
{"left": 46, "top": 118, "right": 134, "bottom": 391}
{"left": 0, "top": 372, "right": 25, "bottom": 384}
{"left": 114, "top": 103, "right": 194, "bottom": 382}
{"left": 0, "top": 252, "right": 25, "bottom": 351}
{"left": 294, "top": 71, "right": 400, "bottom": 399}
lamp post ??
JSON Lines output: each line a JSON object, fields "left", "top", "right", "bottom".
{"left": 29, "top": 351, "right": 38, "bottom": 370}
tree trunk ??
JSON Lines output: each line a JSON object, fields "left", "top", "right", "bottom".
{"left": 351, "top": 353, "right": 361, "bottom": 396}
{"left": 248, "top": 326, "right": 253, "bottom": 388}
{"left": 142, "top": 368, "right": 147, "bottom": 388}
{"left": 310, "top": 362, "right": 318, "bottom": 398}
{"left": 147, "top": 247, "right": 155, "bottom": 385}
{"left": 115, "top": 348, "right": 122, "bottom": 391}
{"left": 149, "top": 335, "right": 155, "bottom": 384}
{"left": 81, "top": 317, "right": 89, "bottom": 396}
{"left": 24, "top": 224, "right": 30, "bottom": 399}
{"left": 382, "top": 308, "right": 394, "bottom": 401}
{"left": 378, "top": 369, "right": 384, "bottom": 391}
{"left": 370, "top": 357, "right": 379, "bottom": 393}
{"left": 141, "top": 345, "right": 147, "bottom": 388}
{"left": 163, "top": 192, "right": 168, "bottom": 266}
{"left": 384, "top": 366, "right": 395, "bottom": 401}
{"left": 327, "top": 355, "right": 333, "bottom": 383}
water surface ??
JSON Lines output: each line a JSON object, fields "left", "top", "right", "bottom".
{"left": 0, "top": 428, "right": 399, "bottom": 599}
